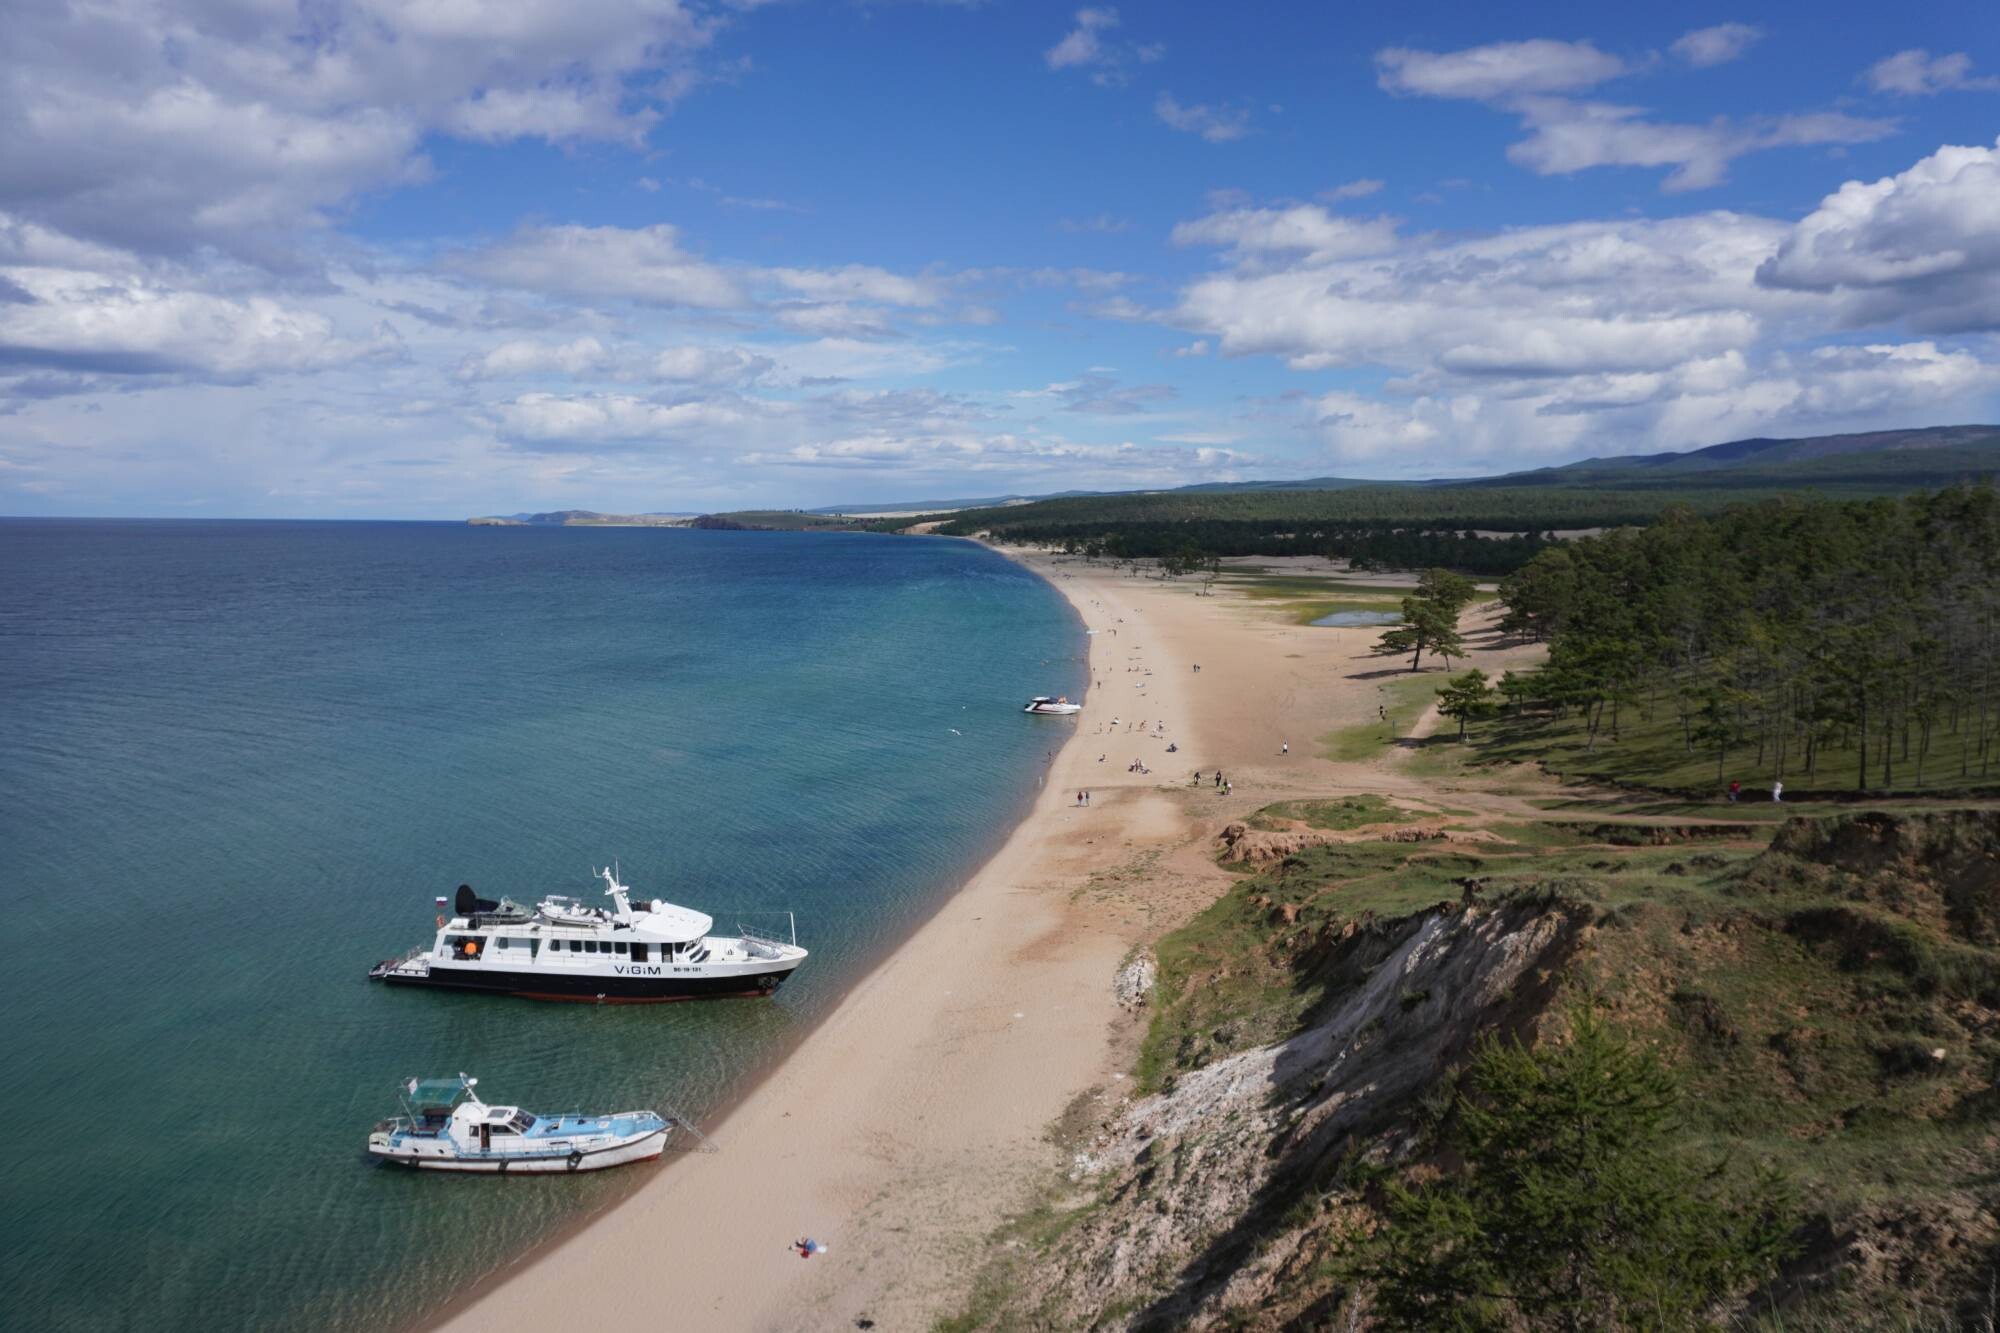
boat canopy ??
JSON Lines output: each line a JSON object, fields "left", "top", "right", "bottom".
{"left": 403, "top": 1076, "right": 476, "bottom": 1109}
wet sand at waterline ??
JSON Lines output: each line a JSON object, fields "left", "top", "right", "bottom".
{"left": 438, "top": 546, "right": 1542, "bottom": 1332}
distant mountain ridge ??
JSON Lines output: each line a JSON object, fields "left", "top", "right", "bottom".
{"left": 468, "top": 425, "right": 2000, "bottom": 524}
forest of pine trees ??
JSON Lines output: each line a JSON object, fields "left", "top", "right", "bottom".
{"left": 1495, "top": 485, "right": 2000, "bottom": 792}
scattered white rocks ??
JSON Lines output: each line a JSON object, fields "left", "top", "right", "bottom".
{"left": 1114, "top": 952, "right": 1158, "bottom": 1009}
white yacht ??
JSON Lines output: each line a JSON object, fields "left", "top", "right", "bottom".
{"left": 368, "top": 867, "right": 806, "bottom": 1003}
{"left": 1024, "top": 695, "right": 1082, "bottom": 715}
{"left": 367, "top": 1075, "right": 669, "bottom": 1173}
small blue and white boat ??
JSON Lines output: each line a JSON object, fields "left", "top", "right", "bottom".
{"left": 367, "top": 1075, "right": 671, "bottom": 1173}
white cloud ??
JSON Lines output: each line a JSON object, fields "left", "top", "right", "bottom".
{"left": 1170, "top": 205, "right": 1400, "bottom": 263}
{"left": 1376, "top": 39, "right": 1625, "bottom": 100}
{"left": 772, "top": 303, "right": 899, "bottom": 339}
{"left": 1160, "top": 142, "right": 2000, "bottom": 471}
{"left": 1046, "top": 7, "right": 1120, "bottom": 70}
{"left": 1044, "top": 7, "right": 1160, "bottom": 85}
{"left": 1321, "top": 179, "right": 1386, "bottom": 201}
{"left": 1016, "top": 372, "right": 1175, "bottom": 415}
{"left": 1757, "top": 137, "right": 2000, "bottom": 331}
{"left": 1507, "top": 98, "right": 1896, "bottom": 192}
{"left": 765, "top": 265, "right": 945, "bottom": 307}
{"left": 0, "top": 0, "right": 722, "bottom": 264}
{"left": 1154, "top": 93, "right": 1251, "bottom": 143}
{"left": 457, "top": 338, "right": 615, "bottom": 381}
{"left": 0, "top": 222, "right": 383, "bottom": 381}
{"left": 492, "top": 391, "right": 772, "bottom": 449}
{"left": 1864, "top": 50, "right": 2000, "bottom": 96}
{"left": 1376, "top": 34, "right": 1894, "bottom": 192}
{"left": 1671, "top": 24, "right": 1762, "bottom": 69}
{"left": 453, "top": 223, "right": 747, "bottom": 309}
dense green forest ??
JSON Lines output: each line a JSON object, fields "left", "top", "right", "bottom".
{"left": 932, "top": 482, "right": 1997, "bottom": 575}
{"left": 1489, "top": 484, "right": 2000, "bottom": 794}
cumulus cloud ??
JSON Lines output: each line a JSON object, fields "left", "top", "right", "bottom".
{"left": 1757, "top": 137, "right": 2000, "bottom": 331}
{"left": 491, "top": 391, "right": 771, "bottom": 450}
{"left": 0, "top": 0, "right": 722, "bottom": 264}
{"left": 1376, "top": 39, "right": 1625, "bottom": 100}
{"left": 1154, "top": 93, "right": 1251, "bottom": 143}
{"left": 1044, "top": 8, "right": 1162, "bottom": 86}
{"left": 1376, "top": 35, "right": 1894, "bottom": 192}
{"left": 453, "top": 337, "right": 775, "bottom": 386}
{"left": 1671, "top": 24, "right": 1762, "bottom": 69}
{"left": 1864, "top": 50, "right": 2000, "bottom": 96}
{"left": 0, "top": 217, "right": 383, "bottom": 381}
{"left": 454, "top": 224, "right": 746, "bottom": 309}
{"left": 1162, "top": 144, "right": 2000, "bottom": 470}
{"left": 1508, "top": 99, "right": 1896, "bottom": 192}
{"left": 1170, "top": 205, "right": 1400, "bottom": 264}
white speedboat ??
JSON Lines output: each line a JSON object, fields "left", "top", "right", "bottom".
{"left": 367, "top": 1075, "right": 669, "bottom": 1173}
{"left": 1024, "top": 695, "right": 1082, "bottom": 715}
{"left": 368, "top": 866, "right": 806, "bottom": 1003}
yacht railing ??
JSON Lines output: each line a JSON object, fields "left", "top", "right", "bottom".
{"left": 736, "top": 911, "right": 798, "bottom": 951}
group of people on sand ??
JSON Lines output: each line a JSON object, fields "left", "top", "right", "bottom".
{"left": 1725, "top": 780, "right": 1783, "bottom": 803}
{"left": 1074, "top": 789, "right": 1093, "bottom": 807}
{"left": 1193, "top": 769, "right": 1231, "bottom": 795}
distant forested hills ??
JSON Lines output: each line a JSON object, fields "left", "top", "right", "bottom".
{"left": 919, "top": 426, "right": 2000, "bottom": 572}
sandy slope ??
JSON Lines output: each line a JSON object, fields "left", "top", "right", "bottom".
{"left": 435, "top": 550, "right": 1538, "bottom": 1333}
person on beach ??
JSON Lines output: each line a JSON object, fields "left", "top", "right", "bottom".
{"left": 1193, "top": 771, "right": 1202, "bottom": 785}
{"left": 1772, "top": 780, "right": 1784, "bottom": 803}
{"left": 1281, "top": 741, "right": 1289, "bottom": 755}
{"left": 1084, "top": 790, "right": 1091, "bottom": 806}
{"left": 1214, "top": 770, "right": 1223, "bottom": 788}
{"left": 1727, "top": 780, "right": 1741, "bottom": 802}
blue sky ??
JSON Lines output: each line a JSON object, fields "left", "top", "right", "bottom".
{"left": 2, "top": 1, "right": 1997, "bottom": 517}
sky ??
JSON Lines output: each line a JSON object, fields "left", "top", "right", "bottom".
{"left": 2, "top": 1, "right": 1998, "bottom": 517}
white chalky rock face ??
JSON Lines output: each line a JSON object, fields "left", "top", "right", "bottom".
{"left": 1114, "top": 953, "right": 1158, "bottom": 1007}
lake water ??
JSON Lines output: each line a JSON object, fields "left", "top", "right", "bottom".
{"left": 0, "top": 519, "right": 1084, "bottom": 1332}
{"left": 1311, "top": 610, "right": 1403, "bottom": 628}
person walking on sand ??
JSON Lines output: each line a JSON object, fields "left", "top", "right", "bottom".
{"left": 1084, "top": 790, "right": 1091, "bottom": 806}
{"left": 1193, "top": 771, "right": 1202, "bottom": 786}
{"left": 1772, "top": 780, "right": 1784, "bottom": 803}
{"left": 1281, "top": 741, "right": 1289, "bottom": 755}
{"left": 1214, "top": 770, "right": 1223, "bottom": 788}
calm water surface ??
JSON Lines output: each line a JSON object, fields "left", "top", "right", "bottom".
{"left": 0, "top": 520, "right": 1083, "bottom": 1332}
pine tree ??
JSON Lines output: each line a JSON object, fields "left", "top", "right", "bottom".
{"left": 1356, "top": 1011, "right": 1794, "bottom": 1331}
{"left": 1437, "top": 669, "right": 1496, "bottom": 740}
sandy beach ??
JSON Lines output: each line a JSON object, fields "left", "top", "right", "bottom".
{"left": 436, "top": 547, "right": 1537, "bottom": 1332}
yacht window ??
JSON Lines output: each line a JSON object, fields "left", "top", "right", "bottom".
{"left": 509, "top": 1112, "right": 535, "bottom": 1132}
{"left": 568, "top": 940, "right": 583, "bottom": 953}
{"left": 614, "top": 941, "right": 628, "bottom": 954}
{"left": 584, "top": 940, "right": 598, "bottom": 954}
{"left": 632, "top": 943, "right": 649, "bottom": 963}
{"left": 489, "top": 1125, "right": 517, "bottom": 1136}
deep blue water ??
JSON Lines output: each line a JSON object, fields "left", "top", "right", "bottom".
{"left": 0, "top": 519, "right": 1084, "bottom": 1332}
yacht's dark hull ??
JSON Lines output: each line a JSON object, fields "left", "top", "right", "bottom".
{"left": 370, "top": 965, "right": 794, "bottom": 1003}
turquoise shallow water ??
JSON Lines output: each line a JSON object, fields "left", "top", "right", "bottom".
{"left": 0, "top": 519, "right": 1084, "bottom": 1333}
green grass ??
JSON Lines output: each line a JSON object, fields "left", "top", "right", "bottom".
{"left": 1214, "top": 573, "right": 1409, "bottom": 625}
{"left": 1318, "top": 673, "right": 1451, "bottom": 761}
{"left": 1468, "top": 701, "right": 2000, "bottom": 798}
{"left": 1248, "top": 794, "right": 1410, "bottom": 831}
